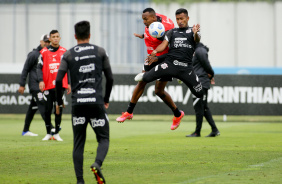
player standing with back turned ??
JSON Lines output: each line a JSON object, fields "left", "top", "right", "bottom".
{"left": 56, "top": 20, "right": 113, "bottom": 184}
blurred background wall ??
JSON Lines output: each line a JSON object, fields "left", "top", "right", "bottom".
{"left": 0, "top": 0, "right": 282, "bottom": 74}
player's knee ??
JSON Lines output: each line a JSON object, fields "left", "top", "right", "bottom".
{"left": 155, "top": 89, "right": 166, "bottom": 99}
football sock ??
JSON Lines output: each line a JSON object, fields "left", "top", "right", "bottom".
{"left": 173, "top": 108, "right": 181, "bottom": 117}
{"left": 127, "top": 102, "right": 136, "bottom": 114}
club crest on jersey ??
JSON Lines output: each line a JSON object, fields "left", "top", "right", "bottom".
{"left": 186, "top": 29, "right": 191, "bottom": 33}
{"left": 44, "top": 90, "right": 49, "bottom": 95}
{"left": 161, "top": 63, "right": 168, "bottom": 69}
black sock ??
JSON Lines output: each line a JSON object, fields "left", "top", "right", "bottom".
{"left": 173, "top": 108, "right": 181, "bottom": 117}
{"left": 127, "top": 102, "right": 136, "bottom": 114}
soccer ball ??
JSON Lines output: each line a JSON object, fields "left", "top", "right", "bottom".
{"left": 148, "top": 22, "right": 165, "bottom": 38}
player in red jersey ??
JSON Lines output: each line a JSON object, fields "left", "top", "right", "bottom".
{"left": 37, "top": 30, "right": 71, "bottom": 141}
{"left": 116, "top": 8, "right": 184, "bottom": 130}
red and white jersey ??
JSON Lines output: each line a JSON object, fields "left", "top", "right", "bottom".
{"left": 40, "top": 46, "right": 68, "bottom": 90}
{"left": 144, "top": 13, "right": 174, "bottom": 56}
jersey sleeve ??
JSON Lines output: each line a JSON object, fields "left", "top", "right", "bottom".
{"left": 98, "top": 47, "right": 113, "bottom": 103}
{"left": 165, "top": 29, "right": 173, "bottom": 43}
{"left": 37, "top": 54, "right": 44, "bottom": 82}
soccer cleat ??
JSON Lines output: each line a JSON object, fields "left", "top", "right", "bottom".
{"left": 134, "top": 73, "right": 144, "bottom": 82}
{"left": 22, "top": 131, "right": 38, "bottom": 136}
{"left": 51, "top": 127, "right": 62, "bottom": 135}
{"left": 90, "top": 163, "right": 106, "bottom": 184}
{"left": 205, "top": 131, "right": 220, "bottom": 137}
{"left": 171, "top": 110, "right": 184, "bottom": 130}
{"left": 42, "top": 134, "right": 53, "bottom": 141}
{"left": 116, "top": 112, "right": 133, "bottom": 123}
{"left": 53, "top": 133, "right": 63, "bottom": 141}
{"left": 186, "top": 132, "right": 201, "bottom": 137}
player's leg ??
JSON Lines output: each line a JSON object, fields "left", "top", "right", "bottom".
{"left": 22, "top": 95, "right": 38, "bottom": 136}
{"left": 186, "top": 94, "right": 205, "bottom": 137}
{"left": 116, "top": 81, "right": 146, "bottom": 122}
{"left": 180, "top": 68, "right": 203, "bottom": 98}
{"left": 90, "top": 105, "right": 109, "bottom": 184}
{"left": 136, "top": 62, "right": 173, "bottom": 83}
{"left": 72, "top": 105, "right": 88, "bottom": 184}
{"left": 155, "top": 80, "right": 184, "bottom": 130}
{"left": 52, "top": 90, "right": 64, "bottom": 141}
{"left": 42, "top": 90, "right": 53, "bottom": 140}
{"left": 204, "top": 90, "right": 220, "bottom": 137}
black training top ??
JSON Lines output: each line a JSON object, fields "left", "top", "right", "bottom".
{"left": 55, "top": 43, "right": 113, "bottom": 106}
{"left": 192, "top": 42, "right": 214, "bottom": 89}
{"left": 19, "top": 45, "right": 42, "bottom": 92}
{"left": 165, "top": 27, "right": 198, "bottom": 65}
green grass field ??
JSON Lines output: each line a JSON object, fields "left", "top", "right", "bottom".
{"left": 0, "top": 114, "right": 282, "bottom": 184}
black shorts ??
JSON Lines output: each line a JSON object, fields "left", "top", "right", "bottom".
{"left": 143, "top": 62, "right": 172, "bottom": 82}
{"left": 72, "top": 104, "right": 109, "bottom": 141}
{"left": 143, "top": 61, "right": 203, "bottom": 98}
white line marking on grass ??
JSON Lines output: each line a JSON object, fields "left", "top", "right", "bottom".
{"left": 178, "top": 157, "right": 282, "bottom": 184}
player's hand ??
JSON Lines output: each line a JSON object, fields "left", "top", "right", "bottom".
{"left": 134, "top": 33, "right": 144, "bottom": 39}
{"left": 150, "top": 50, "right": 157, "bottom": 57}
{"left": 55, "top": 103, "right": 65, "bottom": 115}
{"left": 55, "top": 104, "right": 60, "bottom": 115}
{"left": 192, "top": 24, "right": 200, "bottom": 34}
{"left": 104, "top": 102, "right": 109, "bottom": 109}
{"left": 211, "top": 77, "right": 215, "bottom": 85}
{"left": 146, "top": 55, "right": 158, "bottom": 65}
{"left": 39, "top": 81, "right": 45, "bottom": 92}
{"left": 67, "top": 84, "right": 71, "bottom": 95}
{"left": 18, "top": 86, "right": 25, "bottom": 94}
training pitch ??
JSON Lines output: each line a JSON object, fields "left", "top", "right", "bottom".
{"left": 0, "top": 114, "right": 281, "bottom": 184}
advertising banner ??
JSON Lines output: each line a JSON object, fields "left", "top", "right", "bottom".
{"left": 0, "top": 74, "right": 281, "bottom": 115}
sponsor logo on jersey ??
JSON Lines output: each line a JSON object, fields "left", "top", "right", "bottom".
{"left": 75, "top": 55, "right": 96, "bottom": 61}
{"left": 77, "top": 97, "right": 96, "bottom": 103}
{"left": 49, "top": 63, "right": 60, "bottom": 73}
{"left": 79, "top": 78, "right": 95, "bottom": 83}
{"left": 186, "top": 29, "right": 191, "bottom": 33}
{"left": 77, "top": 88, "right": 96, "bottom": 94}
{"left": 90, "top": 118, "right": 105, "bottom": 128}
{"left": 161, "top": 63, "right": 168, "bottom": 69}
{"left": 79, "top": 63, "right": 95, "bottom": 73}
{"left": 74, "top": 46, "right": 94, "bottom": 52}
{"left": 173, "top": 60, "right": 188, "bottom": 67}
{"left": 73, "top": 117, "right": 86, "bottom": 126}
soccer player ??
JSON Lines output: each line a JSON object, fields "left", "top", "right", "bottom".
{"left": 135, "top": 8, "right": 204, "bottom": 107}
{"left": 55, "top": 20, "right": 113, "bottom": 184}
{"left": 116, "top": 8, "right": 185, "bottom": 130}
{"left": 186, "top": 42, "right": 220, "bottom": 137}
{"left": 19, "top": 34, "right": 50, "bottom": 136}
{"left": 37, "top": 30, "right": 70, "bottom": 141}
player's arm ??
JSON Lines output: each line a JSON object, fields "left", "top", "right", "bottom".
{"left": 146, "top": 53, "right": 167, "bottom": 65}
{"left": 37, "top": 54, "right": 45, "bottom": 92}
{"left": 196, "top": 47, "right": 214, "bottom": 78}
{"left": 134, "top": 33, "right": 144, "bottom": 39}
{"left": 151, "top": 29, "right": 172, "bottom": 56}
{"left": 100, "top": 48, "right": 114, "bottom": 109}
{"left": 192, "top": 24, "right": 201, "bottom": 43}
{"left": 18, "top": 53, "right": 33, "bottom": 94}
{"left": 55, "top": 55, "right": 69, "bottom": 114}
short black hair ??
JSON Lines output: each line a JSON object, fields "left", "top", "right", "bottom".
{"left": 175, "top": 8, "right": 188, "bottom": 16}
{"left": 143, "top": 8, "right": 156, "bottom": 15}
{"left": 50, "top": 30, "right": 59, "bottom": 36}
{"left": 74, "top": 21, "right": 90, "bottom": 40}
